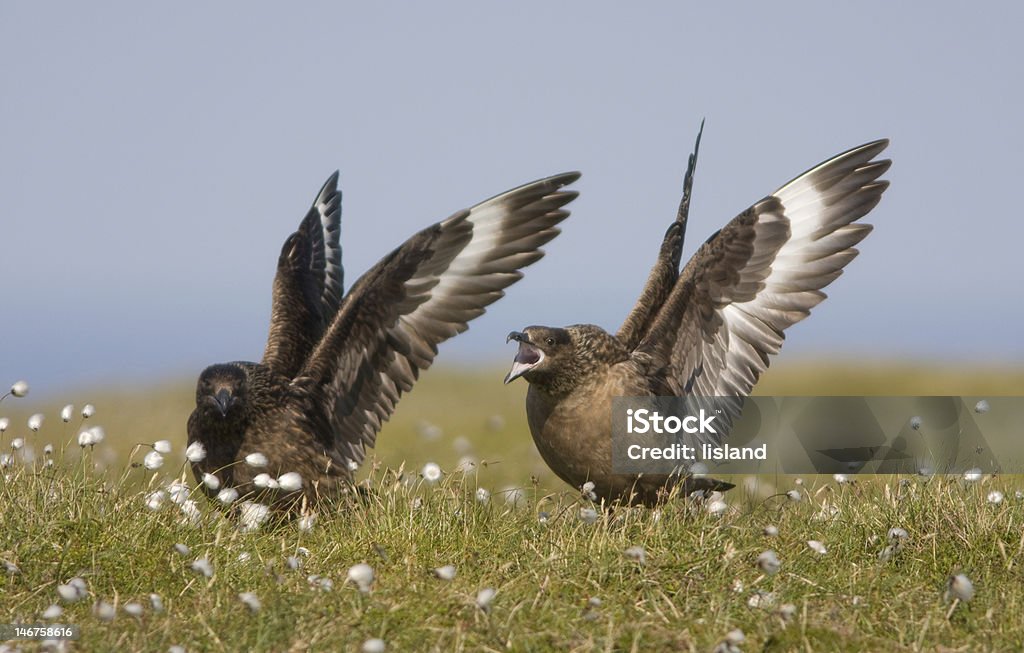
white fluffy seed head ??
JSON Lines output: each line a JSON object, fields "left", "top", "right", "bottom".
{"left": 10, "top": 381, "right": 29, "bottom": 397}
{"left": 433, "top": 565, "right": 456, "bottom": 581}
{"left": 807, "top": 540, "right": 827, "bottom": 555}
{"left": 173, "top": 543, "right": 191, "bottom": 556}
{"left": 41, "top": 604, "right": 63, "bottom": 620}
{"left": 909, "top": 415, "right": 922, "bottom": 430}
{"left": 947, "top": 573, "right": 975, "bottom": 602}
{"left": 476, "top": 587, "right": 496, "bottom": 610}
{"left": 347, "top": 563, "right": 375, "bottom": 593}
{"left": 153, "top": 440, "right": 172, "bottom": 454}
{"left": 475, "top": 487, "right": 490, "bottom": 504}
{"left": 239, "top": 502, "right": 270, "bottom": 531}
{"left": 253, "top": 473, "right": 273, "bottom": 488}
{"left": 579, "top": 507, "right": 599, "bottom": 524}
{"left": 277, "top": 472, "right": 303, "bottom": 492}
{"left": 707, "top": 500, "right": 728, "bottom": 516}
{"left": 81, "top": 404, "right": 95, "bottom": 418}
{"left": 238, "top": 592, "right": 261, "bottom": 613}
{"left": 167, "top": 480, "right": 191, "bottom": 504}
{"left": 624, "top": 546, "right": 646, "bottom": 564}
{"left": 216, "top": 487, "right": 239, "bottom": 505}
{"left": 975, "top": 399, "right": 990, "bottom": 414}
{"left": 202, "top": 473, "right": 220, "bottom": 491}
{"left": 987, "top": 490, "right": 1004, "bottom": 505}
{"left": 145, "top": 491, "right": 166, "bottom": 511}
{"left": 0, "top": 418, "right": 8, "bottom": 432}
{"left": 347, "top": 459, "right": 359, "bottom": 472}
{"left": 245, "top": 452, "right": 268, "bottom": 468}
{"left": 421, "top": 462, "right": 442, "bottom": 483}
{"left": 833, "top": 473, "right": 849, "bottom": 484}
{"left": 10, "top": 437, "right": 24, "bottom": 450}
{"left": 94, "top": 600, "right": 116, "bottom": 622}
{"left": 361, "top": 639, "right": 386, "bottom": 653}
{"left": 298, "top": 514, "right": 318, "bottom": 532}
{"left": 786, "top": 489, "right": 802, "bottom": 502}
{"left": 149, "top": 593, "right": 164, "bottom": 612}
{"left": 122, "top": 602, "right": 144, "bottom": 617}
{"left": 77, "top": 430, "right": 95, "bottom": 447}
{"left": 190, "top": 557, "right": 213, "bottom": 578}
{"left": 185, "top": 441, "right": 207, "bottom": 463}
{"left": 0, "top": 453, "right": 11, "bottom": 468}
{"left": 27, "top": 413, "right": 44, "bottom": 431}
{"left": 143, "top": 451, "right": 164, "bottom": 470}
{"left": 963, "top": 468, "right": 983, "bottom": 482}
{"left": 87, "top": 426, "right": 105, "bottom": 444}
{"left": 60, "top": 404, "right": 73, "bottom": 422}
{"left": 888, "top": 527, "right": 909, "bottom": 541}
{"left": 757, "top": 550, "right": 781, "bottom": 575}
{"left": 764, "top": 525, "right": 779, "bottom": 537}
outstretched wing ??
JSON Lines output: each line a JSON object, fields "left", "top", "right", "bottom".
{"left": 617, "top": 122, "right": 703, "bottom": 350}
{"left": 262, "top": 172, "right": 344, "bottom": 377}
{"left": 300, "top": 172, "right": 581, "bottom": 466}
{"left": 637, "top": 140, "right": 890, "bottom": 411}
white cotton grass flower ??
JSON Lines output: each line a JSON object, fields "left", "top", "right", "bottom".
{"left": 362, "top": 639, "right": 387, "bottom": 653}
{"left": 169, "top": 646, "right": 186, "bottom": 653}
{"left": 347, "top": 459, "right": 359, "bottom": 472}
{"left": 153, "top": 440, "right": 172, "bottom": 454}
{"left": 946, "top": 573, "right": 975, "bottom": 602}
{"left": 974, "top": 399, "right": 990, "bottom": 414}
{"left": 245, "top": 452, "right": 268, "bottom": 468}
{"left": 757, "top": 550, "right": 781, "bottom": 575}
{"left": 149, "top": 594, "right": 164, "bottom": 613}
{"left": 143, "top": 451, "right": 164, "bottom": 470}
{"left": 201, "top": 473, "right": 220, "bottom": 491}
{"left": 81, "top": 404, "right": 95, "bottom": 418}
{"left": 286, "top": 556, "right": 302, "bottom": 570}
{"left": 60, "top": 404, "right": 74, "bottom": 422}
{"left": 421, "top": 462, "right": 442, "bottom": 483}
{"left": 0, "top": 417, "right": 8, "bottom": 432}
{"left": 173, "top": 543, "right": 191, "bottom": 556}
{"left": 238, "top": 592, "right": 261, "bottom": 613}
{"left": 347, "top": 563, "right": 375, "bottom": 593}
{"left": 786, "top": 489, "right": 802, "bottom": 502}
{"left": 987, "top": 490, "right": 1004, "bottom": 505}
{"left": 298, "top": 513, "right": 318, "bottom": 532}
{"left": 237, "top": 552, "right": 252, "bottom": 563}
{"left": 88, "top": 425, "right": 104, "bottom": 443}
{"left": 434, "top": 565, "right": 457, "bottom": 581}
{"left": 41, "top": 604, "right": 63, "bottom": 620}
{"left": 778, "top": 603, "right": 797, "bottom": 623}
{"left": 239, "top": 501, "right": 270, "bottom": 531}
{"left": 833, "top": 473, "right": 849, "bottom": 484}
{"left": 502, "top": 486, "right": 525, "bottom": 507}
{"left": 888, "top": 527, "right": 909, "bottom": 541}
{"left": 77, "top": 430, "right": 95, "bottom": 447}
{"left": 307, "top": 574, "right": 334, "bottom": 592}
{"left": 963, "top": 468, "right": 983, "bottom": 482}
{"left": 579, "top": 507, "right": 599, "bottom": 524}
{"left": 253, "top": 473, "right": 277, "bottom": 489}
{"left": 624, "top": 546, "right": 647, "bottom": 564}
{"left": 217, "top": 487, "right": 239, "bottom": 505}
{"left": 56, "top": 577, "right": 88, "bottom": 603}
{"left": 122, "top": 602, "right": 144, "bottom": 617}
{"left": 178, "top": 499, "right": 202, "bottom": 525}
{"left": 167, "top": 480, "right": 191, "bottom": 504}
{"left": 185, "top": 441, "right": 207, "bottom": 463}
{"left": 146, "top": 490, "right": 167, "bottom": 511}
{"left": 27, "top": 413, "right": 44, "bottom": 431}
{"left": 909, "top": 415, "right": 922, "bottom": 430}
{"left": 807, "top": 540, "right": 827, "bottom": 555}
{"left": 581, "top": 480, "right": 597, "bottom": 501}
{"left": 763, "top": 525, "right": 779, "bottom": 537}
{"left": 10, "top": 437, "right": 24, "bottom": 450}
{"left": 191, "top": 557, "right": 213, "bottom": 578}
{"left": 277, "top": 472, "right": 303, "bottom": 492}
{"left": 475, "top": 487, "right": 491, "bottom": 504}
{"left": 476, "top": 587, "right": 496, "bottom": 611}
{"left": 0, "top": 453, "right": 12, "bottom": 469}
{"left": 707, "top": 499, "right": 728, "bottom": 516}
{"left": 10, "top": 381, "right": 29, "bottom": 398}
{"left": 94, "top": 600, "right": 116, "bottom": 622}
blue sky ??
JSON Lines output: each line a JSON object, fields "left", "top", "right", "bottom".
{"left": 2, "top": 2, "right": 1022, "bottom": 392}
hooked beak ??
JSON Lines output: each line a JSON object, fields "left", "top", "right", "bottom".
{"left": 214, "top": 388, "right": 232, "bottom": 417}
{"left": 504, "top": 332, "right": 545, "bottom": 384}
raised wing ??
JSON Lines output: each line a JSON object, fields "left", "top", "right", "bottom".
{"left": 301, "top": 172, "right": 581, "bottom": 466}
{"left": 618, "top": 122, "right": 703, "bottom": 350}
{"left": 637, "top": 140, "right": 890, "bottom": 411}
{"left": 262, "top": 172, "right": 343, "bottom": 377}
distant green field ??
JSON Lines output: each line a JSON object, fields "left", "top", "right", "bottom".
{"left": 1, "top": 362, "right": 1023, "bottom": 651}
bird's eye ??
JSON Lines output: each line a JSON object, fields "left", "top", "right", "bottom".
{"left": 545, "top": 337, "right": 555, "bottom": 346}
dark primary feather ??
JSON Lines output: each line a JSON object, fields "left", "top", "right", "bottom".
{"left": 617, "top": 122, "right": 703, "bottom": 350}
{"left": 188, "top": 171, "right": 580, "bottom": 510}
{"left": 262, "top": 172, "right": 343, "bottom": 377}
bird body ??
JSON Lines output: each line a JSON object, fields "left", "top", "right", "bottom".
{"left": 188, "top": 171, "right": 581, "bottom": 510}
{"left": 506, "top": 129, "right": 891, "bottom": 506}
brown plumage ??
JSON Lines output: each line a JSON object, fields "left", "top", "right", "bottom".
{"left": 505, "top": 128, "right": 891, "bottom": 506}
{"left": 187, "top": 171, "right": 580, "bottom": 510}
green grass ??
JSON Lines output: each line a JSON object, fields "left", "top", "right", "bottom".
{"left": 1, "top": 362, "right": 1023, "bottom": 651}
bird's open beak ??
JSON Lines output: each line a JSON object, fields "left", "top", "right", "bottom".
{"left": 504, "top": 333, "right": 544, "bottom": 384}
{"left": 214, "top": 388, "right": 232, "bottom": 417}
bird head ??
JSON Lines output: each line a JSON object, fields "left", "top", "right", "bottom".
{"left": 503, "top": 326, "right": 571, "bottom": 385}
{"left": 195, "top": 364, "right": 248, "bottom": 420}
{"left": 505, "top": 325, "right": 630, "bottom": 394}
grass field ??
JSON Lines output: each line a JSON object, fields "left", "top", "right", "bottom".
{"left": 1, "top": 362, "right": 1023, "bottom": 651}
